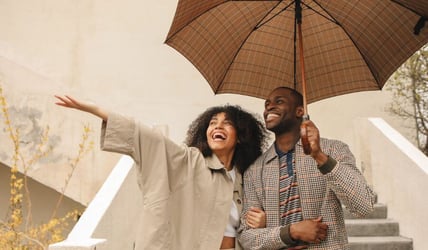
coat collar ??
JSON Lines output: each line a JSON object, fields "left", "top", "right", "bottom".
{"left": 263, "top": 144, "right": 279, "bottom": 164}
{"left": 205, "top": 154, "right": 242, "bottom": 185}
{"left": 205, "top": 154, "right": 227, "bottom": 170}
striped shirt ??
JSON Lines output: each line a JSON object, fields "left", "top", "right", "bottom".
{"left": 277, "top": 148, "right": 303, "bottom": 226}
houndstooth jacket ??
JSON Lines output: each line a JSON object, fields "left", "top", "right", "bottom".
{"left": 238, "top": 138, "right": 375, "bottom": 250}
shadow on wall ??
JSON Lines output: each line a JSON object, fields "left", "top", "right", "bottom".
{"left": 0, "top": 162, "right": 86, "bottom": 229}
{"left": 0, "top": 105, "right": 63, "bottom": 164}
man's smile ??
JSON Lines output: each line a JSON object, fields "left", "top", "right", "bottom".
{"left": 265, "top": 113, "right": 280, "bottom": 122}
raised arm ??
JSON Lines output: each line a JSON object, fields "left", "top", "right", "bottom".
{"left": 54, "top": 95, "right": 108, "bottom": 121}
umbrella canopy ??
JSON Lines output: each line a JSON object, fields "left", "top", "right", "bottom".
{"left": 165, "top": 0, "right": 428, "bottom": 105}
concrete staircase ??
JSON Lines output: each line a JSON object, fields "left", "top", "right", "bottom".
{"left": 345, "top": 203, "right": 413, "bottom": 250}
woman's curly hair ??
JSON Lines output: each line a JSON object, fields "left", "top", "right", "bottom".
{"left": 185, "top": 105, "right": 268, "bottom": 174}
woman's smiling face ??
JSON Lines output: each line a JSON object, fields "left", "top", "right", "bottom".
{"left": 206, "top": 112, "right": 238, "bottom": 156}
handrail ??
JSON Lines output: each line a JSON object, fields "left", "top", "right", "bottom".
{"left": 49, "top": 155, "right": 134, "bottom": 249}
{"left": 368, "top": 117, "right": 428, "bottom": 174}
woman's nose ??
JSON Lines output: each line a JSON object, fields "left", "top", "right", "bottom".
{"left": 215, "top": 122, "right": 224, "bottom": 129}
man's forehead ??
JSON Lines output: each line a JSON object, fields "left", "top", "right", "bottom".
{"left": 268, "top": 88, "right": 293, "bottom": 99}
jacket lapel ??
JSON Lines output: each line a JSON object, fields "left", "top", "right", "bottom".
{"left": 262, "top": 145, "right": 281, "bottom": 227}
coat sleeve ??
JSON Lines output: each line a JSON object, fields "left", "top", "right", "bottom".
{"left": 100, "top": 112, "right": 201, "bottom": 201}
{"left": 322, "top": 139, "right": 375, "bottom": 217}
{"left": 237, "top": 163, "right": 288, "bottom": 250}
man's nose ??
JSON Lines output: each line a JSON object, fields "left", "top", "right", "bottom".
{"left": 265, "top": 102, "right": 275, "bottom": 111}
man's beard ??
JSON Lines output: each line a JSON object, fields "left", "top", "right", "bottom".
{"left": 268, "top": 118, "right": 300, "bottom": 135}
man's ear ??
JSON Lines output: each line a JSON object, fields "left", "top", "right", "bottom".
{"left": 296, "top": 106, "right": 304, "bottom": 118}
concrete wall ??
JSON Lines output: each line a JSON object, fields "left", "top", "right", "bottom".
{"left": 355, "top": 118, "right": 428, "bottom": 250}
{"left": 0, "top": 0, "right": 416, "bottom": 208}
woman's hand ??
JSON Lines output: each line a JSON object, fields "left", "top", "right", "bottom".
{"left": 54, "top": 95, "right": 108, "bottom": 121}
{"left": 245, "top": 207, "right": 266, "bottom": 229}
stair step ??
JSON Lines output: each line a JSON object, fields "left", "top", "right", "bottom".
{"left": 345, "top": 219, "right": 399, "bottom": 236}
{"left": 344, "top": 203, "right": 387, "bottom": 219}
{"left": 348, "top": 236, "right": 413, "bottom": 250}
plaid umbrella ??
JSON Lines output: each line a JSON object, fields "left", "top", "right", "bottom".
{"left": 165, "top": 0, "right": 428, "bottom": 114}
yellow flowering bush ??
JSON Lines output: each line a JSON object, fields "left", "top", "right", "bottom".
{"left": 0, "top": 84, "right": 93, "bottom": 249}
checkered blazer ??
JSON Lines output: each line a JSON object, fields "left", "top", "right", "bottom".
{"left": 238, "top": 138, "right": 375, "bottom": 250}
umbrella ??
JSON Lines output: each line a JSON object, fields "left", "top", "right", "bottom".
{"left": 165, "top": 0, "right": 428, "bottom": 154}
{"left": 165, "top": 0, "right": 428, "bottom": 111}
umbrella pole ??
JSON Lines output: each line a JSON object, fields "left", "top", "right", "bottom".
{"left": 297, "top": 24, "right": 308, "bottom": 116}
{"left": 296, "top": 0, "right": 311, "bottom": 155}
{"left": 295, "top": 0, "right": 309, "bottom": 120}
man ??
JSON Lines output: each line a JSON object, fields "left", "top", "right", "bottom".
{"left": 238, "top": 87, "right": 375, "bottom": 249}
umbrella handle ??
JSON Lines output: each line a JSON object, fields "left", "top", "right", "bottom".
{"left": 301, "top": 115, "right": 311, "bottom": 155}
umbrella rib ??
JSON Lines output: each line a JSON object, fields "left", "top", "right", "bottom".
{"left": 215, "top": 0, "right": 293, "bottom": 93}
{"left": 311, "top": 0, "right": 382, "bottom": 86}
{"left": 390, "top": 0, "right": 428, "bottom": 18}
{"left": 295, "top": 1, "right": 337, "bottom": 91}
{"left": 256, "top": 1, "right": 295, "bottom": 28}
{"left": 390, "top": 0, "right": 428, "bottom": 35}
{"left": 302, "top": 1, "right": 337, "bottom": 24}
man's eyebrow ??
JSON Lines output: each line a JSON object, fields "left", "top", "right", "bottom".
{"left": 274, "top": 95, "right": 287, "bottom": 99}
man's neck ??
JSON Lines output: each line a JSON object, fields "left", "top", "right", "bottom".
{"left": 274, "top": 131, "right": 300, "bottom": 153}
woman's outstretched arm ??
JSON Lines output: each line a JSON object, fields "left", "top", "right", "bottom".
{"left": 54, "top": 95, "right": 109, "bottom": 121}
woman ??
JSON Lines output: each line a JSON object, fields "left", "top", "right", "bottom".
{"left": 55, "top": 95, "right": 268, "bottom": 250}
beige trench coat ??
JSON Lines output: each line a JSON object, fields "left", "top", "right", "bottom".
{"left": 100, "top": 113, "right": 243, "bottom": 250}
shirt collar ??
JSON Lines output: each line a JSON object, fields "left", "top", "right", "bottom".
{"left": 265, "top": 142, "right": 297, "bottom": 165}
{"left": 274, "top": 143, "right": 295, "bottom": 157}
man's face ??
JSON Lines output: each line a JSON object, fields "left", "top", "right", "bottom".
{"left": 263, "top": 88, "right": 302, "bottom": 134}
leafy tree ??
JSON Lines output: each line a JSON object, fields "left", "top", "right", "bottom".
{"left": 385, "top": 43, "right": 428, "bottom": 156}
{"left": 0, "top": 83, "right": 93, "bottom": 249}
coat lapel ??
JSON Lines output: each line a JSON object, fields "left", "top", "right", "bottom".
{"left": 261, "top": 145, "right": 281, "bottom": 227}
{"left": 295, "top": 143, "right": 325, "bottom": 220}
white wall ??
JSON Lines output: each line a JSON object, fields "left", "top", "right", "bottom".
{"left": 355, "top": 118, "right": 428, "bottom": 250}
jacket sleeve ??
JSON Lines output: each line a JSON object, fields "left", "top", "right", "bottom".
{"left": 321, "top": 140, "right": 375, "bottom": 217}
{"left": 100, "top": 112, "right": 201, "bottom": 201}
{"left": 237, "top": 164, "right": 288, "bottom": 250}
